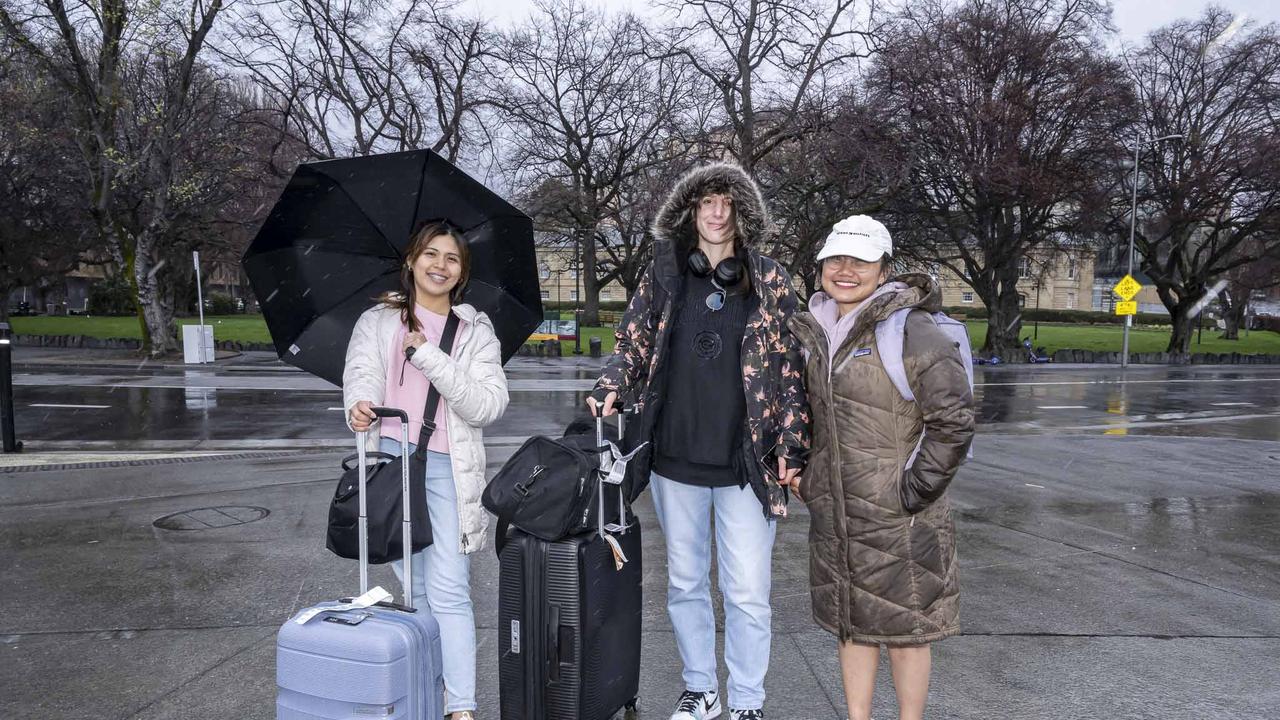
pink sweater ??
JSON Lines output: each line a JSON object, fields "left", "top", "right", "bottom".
{"left": 379, "top": 305, "right": 456, "bottom": 454}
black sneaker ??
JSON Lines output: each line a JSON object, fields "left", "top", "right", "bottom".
{"left": 669, "top": 689, "right": 722, "bottom": 720}
{"left": 729, "top": 710, "right": 764, "bottom": 720}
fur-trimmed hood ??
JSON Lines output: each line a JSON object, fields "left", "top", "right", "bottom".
{"left": 652, "top": 162, "right": 772, "bottom": 257}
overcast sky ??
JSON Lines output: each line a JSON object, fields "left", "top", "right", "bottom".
{"left": 466, "top": 0, "right": 1277, "bottom": 45}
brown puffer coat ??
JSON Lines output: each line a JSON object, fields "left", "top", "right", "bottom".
{"left": 789, "top": 273, "right": 974, "bottom": 645}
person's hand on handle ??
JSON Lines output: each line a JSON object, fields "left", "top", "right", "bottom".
{"left": 403, "top": 332, "right": 426, "bottom": 355}
{"left": 349, "top": 401, "right": 376, "bottom": 431}
{"left": 777, "top": 456, "right": 802, "bottom": 500}
{"left": 586, "top": 391, "right": 618, "bottom": 418}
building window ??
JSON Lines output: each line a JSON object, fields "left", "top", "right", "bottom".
{"left": 569, "top": 290, "right": 579, "bottom": 301}
{"left": 568, "top": 267, "right": 578, "bottom": 279}
{"left": 1067, "top": 291, "right": 1076, "bottom": 309}
{"left": 1018, "top": 257, "right": 1031, "bottom": 279}
{"left": 1067, "top": 256, "right": 1078, "bottom": 280}
{"left": 540, "top": 290, "right": 550, "bottom": 300}
{"left": 962, "top": 292, "right": 974, "bottom": 304}
{"left": 1018, "top": 293, "right": 1028, "bottom": 307}
{"left": 539, "top": 264, "right": 551, "bottom": 280}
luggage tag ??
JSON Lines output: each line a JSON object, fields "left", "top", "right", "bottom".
{"left": 293, "top": 586, "right": 393, "bottom": 625}
{"left": 601, "top": 441, "right": 649, "bottom": 535}
{"left": 603, "top": 441, "right": 647, "bottom": 485}
{"left": 603, "top": 534, "right": 629, "bottom": 571}
{"left": 599, "top": 441, "right": 649, "bottom": 566}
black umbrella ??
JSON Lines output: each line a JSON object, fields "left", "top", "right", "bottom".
{"left": 242, "top": 149, "right": 542, "bottom": 386}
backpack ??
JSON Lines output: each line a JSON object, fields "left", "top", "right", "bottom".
{"left": 874, "top": 308, "right": 975, "bottom": 462}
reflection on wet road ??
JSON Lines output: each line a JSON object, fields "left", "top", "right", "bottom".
{"left": 9, "top": 360, "right": 1280, "bottom": 447}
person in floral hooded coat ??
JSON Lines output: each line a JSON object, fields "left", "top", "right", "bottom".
{"left": 589, "top": 162, "right": 810, "bottom": 720}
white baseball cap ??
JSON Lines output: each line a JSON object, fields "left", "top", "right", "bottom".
{"left": 816, "top": 215, "right": 893, "bottom": 262}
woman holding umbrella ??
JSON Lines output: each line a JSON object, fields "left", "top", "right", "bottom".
{"left": 343, "top": 221, "right": 510, "bottom": 720}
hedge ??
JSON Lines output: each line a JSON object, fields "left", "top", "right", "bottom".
{"left": 539, "top": 301, "right": 629, "bottom": 312}
{"left": 940, "top": 306, "right": 1173, "bottom": 326}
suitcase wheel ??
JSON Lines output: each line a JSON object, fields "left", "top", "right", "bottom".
{"left": 624, "top": 697, "right": 639, "bottom": 715}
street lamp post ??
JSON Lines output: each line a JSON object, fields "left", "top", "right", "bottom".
{"left": 1121, "top": 132, "right": 1183, "bottom": 368}
{"left": 573, "top": 239, "right": 583, "bottom": 355}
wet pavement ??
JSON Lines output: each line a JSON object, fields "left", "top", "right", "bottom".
{"left": 7, "top": 348, "right": 1280, "bottom": 448}
{"left": 2, "top": 349, "right": 1279, "bottom": 718}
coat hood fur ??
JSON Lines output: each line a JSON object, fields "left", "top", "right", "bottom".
{"left": 653, "top": 162, "right": 772, "bottom": 258}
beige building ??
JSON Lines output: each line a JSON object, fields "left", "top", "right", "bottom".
{"left": 534, "top": 242, "right": 628, "bottom": 306}
{"left": 923, "top": 250, "right": 1096, "bottom": 312}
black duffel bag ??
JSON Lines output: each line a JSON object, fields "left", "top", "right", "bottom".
{"left": 325, "top": 441, "right": 432, "bottom": 564}
{"left": 326, "top": 313, "right": 459, "bottom": 564}
{"left": 483, "top": 413, "right": 632, "bottom": 549}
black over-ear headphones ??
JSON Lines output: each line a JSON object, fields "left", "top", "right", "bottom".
{"left": 688, "top": 249, "right": 746, "bottom": 288}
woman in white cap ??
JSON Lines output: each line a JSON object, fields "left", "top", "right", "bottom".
{"left": 788, "top": 215, "right": 974, "bottom": 720}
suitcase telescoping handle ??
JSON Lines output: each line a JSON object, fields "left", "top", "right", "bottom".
{"left": 595, "top": 410, "right": 629, "bottom": 539}
{"left": 356, "top": 406, "right": 416, "bottom": 609}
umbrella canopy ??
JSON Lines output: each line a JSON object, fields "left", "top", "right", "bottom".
{"left": 242, "top": 149, "right": 541, "bottom": 386}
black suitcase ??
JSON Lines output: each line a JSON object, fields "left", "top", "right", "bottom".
{"left": 497, "top": 415, "right": 642, "bottom": 720}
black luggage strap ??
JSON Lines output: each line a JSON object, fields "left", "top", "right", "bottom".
{"left": 412, "top": 311, "right": 461, "bottom": 460}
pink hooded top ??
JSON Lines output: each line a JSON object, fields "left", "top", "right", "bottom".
{"left": 808, "top": 281, "right": 909, "bottom": 371}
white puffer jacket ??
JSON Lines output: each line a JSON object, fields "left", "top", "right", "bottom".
{"left": 342, "top": 302, "right": 510, "bottom": 554}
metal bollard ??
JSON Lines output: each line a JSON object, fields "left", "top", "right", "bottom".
{"left": 589, "top": 336, "right": 602, "bottom": 358}
{"left": 0, "top": 322, "right": 21, "bottom": 453}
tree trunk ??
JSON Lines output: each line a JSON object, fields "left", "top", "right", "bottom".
{"left": 1165, "top": 300, "right": 1197, "bottom": 355}
{"left": 979, "top": 265, "right": 1024, "bottom": 359}
{"left": 134, "top": 234, "right": 179, "bottom": 356}
{"left": 581, "top": 226, "right": 600, "bottom": 327}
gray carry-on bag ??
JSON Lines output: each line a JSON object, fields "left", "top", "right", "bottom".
{"left": 276, "top": 407, "right": 446, "bottom": 720}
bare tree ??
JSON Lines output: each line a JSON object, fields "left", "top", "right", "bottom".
{"left": 0, "top": 43, "right": 92, "bottom": 320}
{"left": 220, "top": 0, "right": 497, "bottom": 162}
{"left": 655, "top": 0, "right": 878, "bottom": 173}
{"left": 1, "top": 0, "right": 228, "bottom": 355}
{"left": 867, "top": 0, "right": 1131, "bottom": 356}
{"left": 1218, "top": 239, "right": 1280, "bottom": 340}
{"left": 112, "top": 64, "right": 294, "bottom": 316}
{"left": 498, "top": 0, "right": 696, "bottom": 325}
{"left": 403, "top": 5, "right": 502, "bottom": 162}
{"left": 1121, "top": 9, "right": 1280, "bottom": 353}
{"left": 758, "top": 95, "right": 908, "bottom": 290}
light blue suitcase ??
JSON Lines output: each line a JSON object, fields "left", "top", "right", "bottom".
{"left": 277, "top": 410, "right": 446, "bottom": 719}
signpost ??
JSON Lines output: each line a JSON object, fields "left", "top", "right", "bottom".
{"left": 1115, "top": 274, "right": 1144, "bottom": 366}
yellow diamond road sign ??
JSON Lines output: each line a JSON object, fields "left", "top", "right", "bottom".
{"left": 1115, "top": 301, "right": 1138, "bottom": 316}
{"left": 1113, "top": 274, "right": 1142, "bottom": 301}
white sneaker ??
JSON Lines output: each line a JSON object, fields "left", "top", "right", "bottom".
{"left": 670, "top": 689, "right": 722, "bottom": 720}
{"left": 729, "top": 709, "right": 763, "bottom": 720}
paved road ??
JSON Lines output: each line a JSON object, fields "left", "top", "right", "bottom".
{"left": 2, "top": 349, "right": 1278, "bottom": 718}
{"left": 7, "top": 350, "right": 1280, "bottom": 450}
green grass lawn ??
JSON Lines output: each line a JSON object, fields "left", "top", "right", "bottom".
{"left": 12, "top": 313, "right": 1279, "bottom": 357}
{"left": 10, "top": 314, "right": 275, "bottom": 344}
{"left": 964, "top": 321, "right": 1280, "bottom": 355}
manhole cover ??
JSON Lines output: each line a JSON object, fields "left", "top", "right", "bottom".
{"left": 153, "top": 506, "right": 270, "bottom": 531}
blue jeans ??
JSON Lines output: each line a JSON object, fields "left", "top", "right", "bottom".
{"left": 379, "top": 438, "right": 476, "bottom": 714}
{"left": 649, "top": 472, "right": 777, "bottom": 711}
